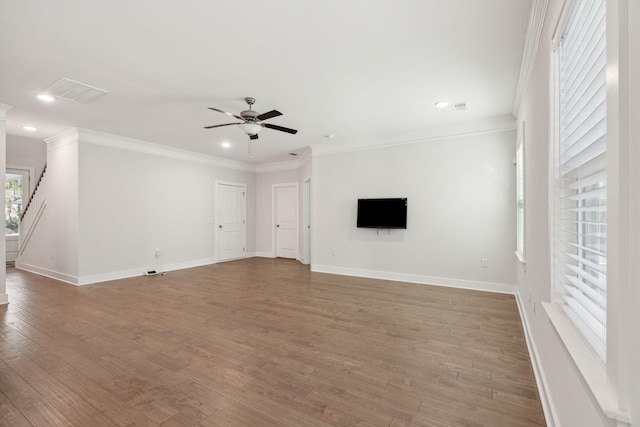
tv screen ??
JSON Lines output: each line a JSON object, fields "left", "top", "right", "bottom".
{"left": 357, "top": 198, "right": 407, "bottom": 229}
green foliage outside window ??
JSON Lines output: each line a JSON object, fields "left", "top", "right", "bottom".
{"left": 6, "top": 177, "right": 23, "bottom": 235}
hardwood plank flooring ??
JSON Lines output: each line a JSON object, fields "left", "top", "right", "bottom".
{"left": 0, "top": 258, "right": 545, "bottom": 426}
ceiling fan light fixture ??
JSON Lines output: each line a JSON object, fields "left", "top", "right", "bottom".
{"left": 238, "top": 122, "right": 262, "bottom": 136}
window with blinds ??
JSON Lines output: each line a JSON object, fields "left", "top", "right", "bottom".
{"left": 556, "top": 0, "right": 607, "bottom": 361}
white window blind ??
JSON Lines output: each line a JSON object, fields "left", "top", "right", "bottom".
{"left": 556, "top": 0, "right": 607, "bottom": 361}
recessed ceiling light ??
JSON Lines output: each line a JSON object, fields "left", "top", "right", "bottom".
{"left": 37, "top": 93, "right": 55, "bottom": 103}
{"left": 221, "top": 142, "right": 231, "bottom": 148}
{"left": 22, "top": 125, "right": 37, "bottom": 132}
{"left": 434, "top": 101, "right": 450, "bottom": 109}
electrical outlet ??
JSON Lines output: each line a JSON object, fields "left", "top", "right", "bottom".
{"left": 331, "top": 248, "right": 337, "bottom": 256}
{"left": 481, "top": 258, "right": 489, "bottom": 268}
{"left": 155, "top": 248, "right": 160, "bottom": 258}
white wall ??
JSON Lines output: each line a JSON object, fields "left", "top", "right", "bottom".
{"left": 254, "top": 151, "right": 312, "bottom": 260}
{"left": 311, "top": 130, "right": 517, "bottom": 292}
{"left": 516, "top": 0, "right": 639, "bottom": 425}
{"left": 19, "top": 128, "right": 256, "bottom": 285}
{"left": 255, "top": 167, "right": 300, "bottom": 257}
{"left": 628, "top": 0, "right": 640, "bottom": 423}
{"left": 6, "top": 134, "right": 47, "bottom": 196}
{"left": 18, "top": 129, "right": 81, "bottom": 282}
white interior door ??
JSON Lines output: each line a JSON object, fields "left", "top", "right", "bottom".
{"left": 274, "top": 184, "right": 298, "bottom": 259}
{"left": 6, "top": 168, "right": 30, "bottom": 263}
{"left": 217, "top": 182, "right": 246, "bottom": 262}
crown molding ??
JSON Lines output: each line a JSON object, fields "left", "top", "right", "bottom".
{"left": 311, "top": 116, "right": 517, "bottom": 158}
{"left": 0, "top": 103, "right": 13, "bottom": 120}
{"left": 513, "top": 0, "right": 550, "bottom": 117}
{"left": 46, "top": 127, "right": 315, "bottom": 174}
{"left": 297, "top": 146, "right": 312, "bottom": 165}
{"left": 45, "top": 127, "right": 80, "bottom": 149}
{"left": 54, "top": 128, "right": 255, "bottom": 172}
{"left": 255, "top": 146, "right": 312, "bottom": 173}
{"left": 255, "top": 159, "right": 300, "bottom": 173}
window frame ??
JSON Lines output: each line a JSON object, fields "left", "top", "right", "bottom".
{"left": 556, "top": 0, "right": 608, "bottom": 362}
{"left": 544, "top": 0, "right": 630, "bottom": 423}
{"left": 515, "top": 122, "right": 526, "bottom": 264}
{"left": 5, "top": 167, "right": 32, "bottom": 236}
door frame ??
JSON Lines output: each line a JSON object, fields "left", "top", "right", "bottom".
{"left": 272, "top": 182, "right": 299, "bottom": 259}
{"left": 215, "top": 180, "right": 247, "bottom": 262}
{"left": 6, "top": 166, "right": 33, "bottom": 263}
{"left": 303, "top": 177, "right": 311, "bottom": 265}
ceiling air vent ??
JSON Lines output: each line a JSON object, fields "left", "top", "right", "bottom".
{"left": 452, "top": 102, "right": 467, "bottom": 112}
{"left": 44, "top": 78, "right": 109, "bottom": 103}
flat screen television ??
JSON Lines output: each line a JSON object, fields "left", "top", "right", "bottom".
{"left": 357, "top": 198, "right": 407, "bottom": 229}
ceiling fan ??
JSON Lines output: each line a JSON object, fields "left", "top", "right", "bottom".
{"left": 204, "top": 97, "right": 298, "bottom": 141}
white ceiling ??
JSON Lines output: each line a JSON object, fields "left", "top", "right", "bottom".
{"left": 0, "top": 0, "right": 532, "bottom": 164}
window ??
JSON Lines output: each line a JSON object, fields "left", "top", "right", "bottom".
{"left": 5, "top": 172, "right": 25, "bottom": 236}
{"left": 515, "top": 124, "right": 525, "bottom": 262}
{"left": 546, "top": 0, "right": 631, "bottom": 421}
{"left": 553, "top": 0, "right": 607, "bottom": 362}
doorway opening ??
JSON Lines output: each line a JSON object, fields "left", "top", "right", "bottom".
{"left": 5, "top": 168, "right": 31, "bottom": 263}
{"left": 303, "top": 178, "right": 311, "bottom": 265}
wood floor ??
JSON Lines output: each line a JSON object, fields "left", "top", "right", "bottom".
{"left": 0, "top": 258, "right": 546, "bottom": 426}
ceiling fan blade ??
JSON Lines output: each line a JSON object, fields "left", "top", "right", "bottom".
{"left": 256, "top": 110, "right": 282, "bottom": 121}
{"left": 250, "top": 134, "right": 259, "bottom": 140}
{"left": 208, "top": 107, "right": 243, "bottom": 120}
{"left": 263, "top": 123, "right": 298, "bottom": 134}
{"left": 203, "top": 122, "right": 240, "bottom": 129}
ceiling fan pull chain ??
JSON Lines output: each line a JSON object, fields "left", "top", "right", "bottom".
{"left": 248, "top": 139, "right": 253, "bottom": 158}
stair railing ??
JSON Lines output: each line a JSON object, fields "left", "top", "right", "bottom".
{"left": 19, "top": 164, "right": 47, "bottom": 222}
{"left": 18, "top": 164, "right": 48, "bottom": 257}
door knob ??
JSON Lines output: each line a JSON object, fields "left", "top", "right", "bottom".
{"left": 276, "top": 224, "right": 280, "bottom": 228}
{"left": 219, "top": 225, "right": 223, "bottom": 228}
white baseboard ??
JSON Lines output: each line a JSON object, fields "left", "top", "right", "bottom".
{"left": 310, "top": 264, "right": 516, "bottom": 294}
{"left": 0, "top": 293, "right": 8, "bottom": 305}
{"left": 254, "top": 253, "right": 308, "bottom": 264}
{"left": 80, "top": 257, "right": 218, "bottom": 285}
{"left": 255, "top": 252, "right": 275, "bottom": 258}
{"left": 16, "top": 262, "right": 81, "bottom": 285}
{"left": 515, "top": 290, "right": 559, "bottom": 427}
{"left": 17, "top": 258, "right": 218, "bottom": 286}
{"left": 78, "top": 267, "right": 144, "bottom": 285}
{"left": 16, "top": 257, "right": 514, "bottom": 295}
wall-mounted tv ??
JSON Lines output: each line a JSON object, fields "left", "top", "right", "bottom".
{"left": 357, "top": 198, "right": 407, "bottom": 229}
